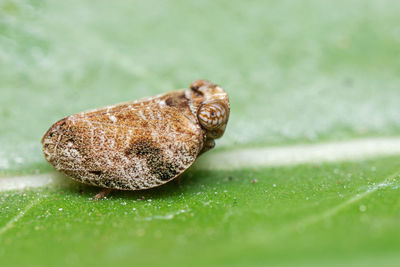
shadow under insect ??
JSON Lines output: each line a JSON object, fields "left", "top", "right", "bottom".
{"left": 59, "top": 167, "right": 227, "bottom": 201}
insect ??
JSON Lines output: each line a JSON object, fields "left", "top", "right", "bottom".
{"left": 41, "top": 80, "right": 230, "bottom": 200}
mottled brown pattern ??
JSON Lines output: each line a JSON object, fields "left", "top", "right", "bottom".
{"left": 41, "top": 80, "right": 230, "bottom": 190}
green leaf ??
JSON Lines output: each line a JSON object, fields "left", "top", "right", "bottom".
{"left": 1, "top": 0, "right": 400, "bottom": 266}
{"left": 1, "top": 158, "right": 400, "bottom": 266}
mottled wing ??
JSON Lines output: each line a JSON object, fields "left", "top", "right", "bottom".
{"left": 42, "top": 91, "right": 204, "bottom": 190}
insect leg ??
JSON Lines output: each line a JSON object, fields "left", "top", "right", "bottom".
{"left": 200, "top": 138, "right": 215, "bottom": 154}
{"left": 93, "top": 188, "right": 112, "bottom": 201}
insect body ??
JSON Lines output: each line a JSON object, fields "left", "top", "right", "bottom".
{"left": 41, "top": 80, "right": 230, "bottom": 191}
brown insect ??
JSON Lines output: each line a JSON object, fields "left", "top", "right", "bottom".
{"left": 41, "top": 80, "right": 230, "bottom": 199}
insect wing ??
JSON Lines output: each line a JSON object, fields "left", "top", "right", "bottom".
{"left": 43, "top": 95, "right": 204, "bottom": 190}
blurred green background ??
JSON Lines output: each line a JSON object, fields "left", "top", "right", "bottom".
{"left": 1, "top": 0, "right": 400, "bottom": 266}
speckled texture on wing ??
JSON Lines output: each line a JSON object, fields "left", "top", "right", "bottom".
{"left": 42, "top": 91, "right": 204, "bottom": 190}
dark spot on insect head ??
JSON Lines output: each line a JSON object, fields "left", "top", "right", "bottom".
{"left": 190, "top": 80, "right": 212, "bottom": 93}
{"left": 165, "top": 94, "right": 188, "bottom": 108}
{"left": 190, "top": 86, "right": 203, "bottom": 96}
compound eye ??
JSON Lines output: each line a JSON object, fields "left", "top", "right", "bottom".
{"left": 198, "top": 102, "right": 228, "bottom": 130}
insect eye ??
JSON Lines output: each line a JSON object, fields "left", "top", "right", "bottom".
{"left": 197, "top": 102, "right": 228, "bottom": 130}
